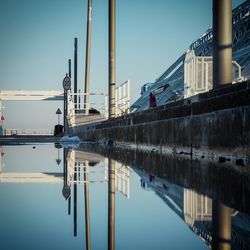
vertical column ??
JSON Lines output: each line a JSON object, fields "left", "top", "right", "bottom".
{"left": 213, "top": 0, "right": 232, "bottom": 88}
{"left": 84, "top": 0, "right": 92, "bottom": 116}
{"left": 212, "top": 200, "right": 232, "bottom": 250}
{"left": 108, "top": 158, "right": 115, "bottom": 250}
{"left": 84, "top": 160, "right": 91, "bottom": 250}
{"left": 109, "top": 0, "right": 116, "bottom": 118}
{"left": 74, "top": 38, "right": 78, "bottom": 109}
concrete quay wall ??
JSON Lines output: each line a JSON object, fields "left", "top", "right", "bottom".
{"left": 73, "top": 81, "right": 250, "bottom": 161}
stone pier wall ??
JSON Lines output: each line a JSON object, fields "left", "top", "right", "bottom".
{"left": 73, "top": 81, "right": 250, "bottom": 161}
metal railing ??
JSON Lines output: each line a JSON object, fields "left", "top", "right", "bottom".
{"left": 115, "top": 80, "right": 131, "bottom": 117}
{"left": 66, "top": 80, "right": 131, "bottom": 127}
{"left": 184, "top": 50, "right": 243, "bottom": 98}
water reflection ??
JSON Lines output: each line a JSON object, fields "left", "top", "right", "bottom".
{"left": 108, "top": 158, "right": 115, "bottom": 250}
{"left": 138, "top": 169, "right": 250, "bottom": 250}
{"left": 0, "top": 144, "right": 249, "bottom": 249}
{"left": 61, "top": 148, "right": 131, "bottom": 249}
{"left": 0, "top": 146, "right": 5, "bottom": 172}
{"left": 84, "top": 159, "right": 91, "bottom": 250}
{"left": 60, "top": 146, "right": 250, "bottom": 250}
{"left": 212, "top": 200, "right": 232, "bottom": 250}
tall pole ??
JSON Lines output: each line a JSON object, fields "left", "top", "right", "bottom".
{"left": 108, "top": 158, "right": 115, "bottom": 250}
{"left": 68, "top": 59, "right": 71, "bottom": 78}
{"left": 74, "top": 38, "right": 78, "bottom": 109}
{"left": 213, "top": 0, "right": 232, "bottom": 89}
{"left": 84, "top": 0, "right": 92, "bottom": 116}
{"left": 109, "top": 0, "right": 116, "bottom": 119}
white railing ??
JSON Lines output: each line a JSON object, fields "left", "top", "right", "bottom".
{"left": 115, "top": 80, "right": 131, "bottom": 117}
{"left": 66, "top": 79, "right": 131, "bottom": 126}
{"left": 5, "top": 128, "right": 53, "bottom": 136}
{"left": 184, "top": 50, "right": 243, "bottom": 98}
{"left": 68, "top": 92, "right": 107, "bottom": 115}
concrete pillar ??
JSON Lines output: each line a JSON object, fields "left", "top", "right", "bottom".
{"left": 84, "top": 0, "right": 92, "bottom": 116}
{"left": 212, "top": 200, "right": 232, "bottom": 250}
{"left": 109, "top": 0, "right": 116, "bottom": 118}
{"left": 108, "top": 158, "right": 115, "bottom": 250}
{"left": 213, "top": 0, "right": 232, "bottom": 88}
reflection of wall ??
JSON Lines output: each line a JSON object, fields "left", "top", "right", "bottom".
{"left": 104, "top": 158, "right": 130, "bottom": 199}
{"left": 135, "top": 169, "right": 250, "bottom": 250}
{"left": 183, "top": 189, "right": 212, "bottom": 226}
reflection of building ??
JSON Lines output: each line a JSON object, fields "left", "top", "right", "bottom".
{"left": 104, "top": 158, "right": 130, "bottom": 199}
{"left": 0, "top": 146, "right": 63, "bottom": 183}
{"left": 184, "top": 189, "right": 212, "bottom": 225}
{"left": 183, "top": 189, "right": 213, "bottom": 247}
{"left": 135, "top": 168, "right": 250, "bottom": 250}
{"left": 0, "top": 172, "right": 63, "bottom": 183}
{"left": 66, "top": 149, "right": 104, "bottom": 186}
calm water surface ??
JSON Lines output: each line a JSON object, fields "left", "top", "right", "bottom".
{"left": 0, "top": 144, "right": 249, "bottom": 250}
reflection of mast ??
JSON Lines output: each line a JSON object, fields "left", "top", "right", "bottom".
{"left": 68, "top": 197, "right": 71, "bottom": 215}
{"left": 74, "top": 162, "right": 77, "bottom": 237}
{"left": 212, "top": 200, "right": 232, "bottom": 250}
{"left": 108, "top": 158, "right": 115, "bottom": 250}
{"left": 84, "top": 160, "right": 91, "bottom": 250}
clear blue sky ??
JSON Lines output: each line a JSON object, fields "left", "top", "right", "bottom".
{"left": 0, "top": 0, "right": 245, "bottom": 129}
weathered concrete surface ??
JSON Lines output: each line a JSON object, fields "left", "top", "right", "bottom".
{"left": 73, "top": 81, "right": 250, "bottom": 161}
